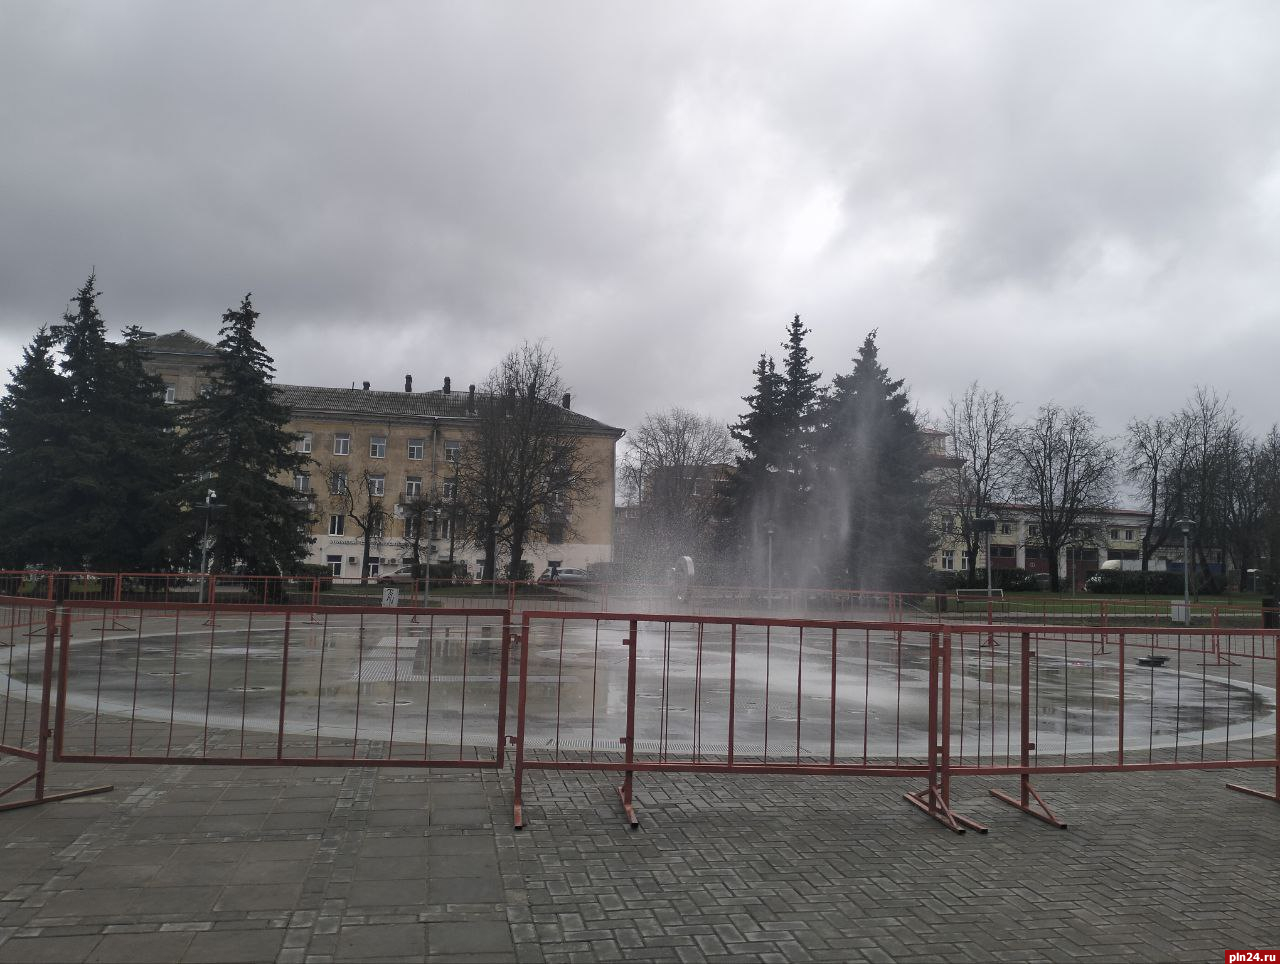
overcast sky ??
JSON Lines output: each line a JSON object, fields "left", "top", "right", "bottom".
{"left": 2, "top": 1, "right": 1279, "bottom": 443}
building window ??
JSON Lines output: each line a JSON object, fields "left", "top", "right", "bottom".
{"left": 1029, "top": 525, "right": 1040, "bottom": 537}
{"left": 405, "top": 476, "right": 422, "bottom": 498}
{"left": 325, "top": 554, "right": 343, "bottom": 576}
{"left": 329, "top": 515, "right": 345, "bottom": 536}
{"left": 548, "top": 522, "right": 565, "bottom": 545}
{"left": 296, "top": 432, "right": 312, "bottom": 454}
{"left": 430, "top": 516, "right": 451, "bottom": 541}
{"left": 941, "top": 551, "right": 955, "bottom": 571}
{"left": 365, "top": 560, "right": 380, "bottom": 578}
{"left": 163, "top": 384, "right": 176, "bottom": 405}
{"left": 334, "top": 433, "right": 350, "bottom": 456}
{"left": 445, "top": 442, "right": 460, "bottom": 463}
{"left": 1125, "top": 529, "right": 1135, "bottom": 541}
{"left": 407, "top": 438, "right": 424, "bottom": 460}
{"left": 1000, "top": 523, "right": 1011, "bottom": 535}
{"left": 442, "top": 481, "right": 455, "bottom": 500}
{"left": 293, "top": 473, "right": 311, "bottom": 494}
{"left": 370, "top": 435, "right": 387, "bottom": 459}
{"left": 329, "top": 473, "right": 347, "bottom": 495}
{"left": 404, "top": 516, "right": 419, "bottom": 541}
{"left": 370, "top": 474, "right": 385, "bottom": 497}
{"left": 370, "top": 516, "right": 384, "bottom": 539}
{"left": 1110, "top": 528, "right": 1120, "bottom": 540}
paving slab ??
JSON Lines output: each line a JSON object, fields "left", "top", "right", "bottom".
{"left": 1, "top": 752, "right": 1279, "bottom": 962}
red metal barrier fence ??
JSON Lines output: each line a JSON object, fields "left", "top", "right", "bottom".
{"left": 0, "top": 596, "right": 113, "bottom": 812}
{"left": 6, "top": 593, "right": 1279, "bottom": 833}
{"left": 50, "top": 601, "right": 513, "bottom": 768}
{"left": 512, "top": 611, "right": 1280, "bottom": 833}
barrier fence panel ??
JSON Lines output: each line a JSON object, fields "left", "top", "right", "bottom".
{"left": 944, "top": 625, "right": 1280, "bottom": 827}
{"left": 512, "top": 611, "right": 983, "bottom": 831}
{"left": 52, "top": 603, "right": 513, "bottom": 768}
{"left": 0, "top": 599, "right": 113, "bottom": 812}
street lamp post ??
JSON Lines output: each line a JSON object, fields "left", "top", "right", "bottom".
{"left": 424, "top": 510, "right": 436, "bottom": 609}
{"left": 764, "top": 520, "right": 776, "bottom": 609}
{"left": 1178, "top": 517, "right": 1194, "bottom": 625}
{"left": 197, "top": 489, "right": 221, "bottom": 604}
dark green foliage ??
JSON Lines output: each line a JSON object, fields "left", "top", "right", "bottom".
{"left": 930, "top": 568, "right": 1040, "bottom": 592}
{"left": 814, "top": 331, "right": 935, "bottom": 590}
{"left": 780, "top": 314, "right": 822, "bottom": 440}
{"left": 726, "top": 321, "right": 935, "bottom": 590}
{"left": 1083, "top": 569, "right": 1187, "bottom": 594}
{"left": 179, "top": 295, "right": 313, "bottom": 576}
{"left": 0, "top": 277, "right": 182, "bottom": 571}
{"left": 0, "top": 328, "right": 73, "bottom": 568}
{"left": 725, "top": 317, "right": 825, "bottom": 583}
{"left": 727, "top": 353, "right": 783, "bottom": 524}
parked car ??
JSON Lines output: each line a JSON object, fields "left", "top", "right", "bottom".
{"left": 378, "top": 566, "right": 420, "bottom": 585}
{"left": 538, "top": 567, "right": 590, "bottom": 585}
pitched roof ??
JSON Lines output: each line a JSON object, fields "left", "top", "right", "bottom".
{"left": 276, "top": 383, "right": 624, "bottom": 437}
{"left": 136, "top": 330, "right": 218, "bottom": 355}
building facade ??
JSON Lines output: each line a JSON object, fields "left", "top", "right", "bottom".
{"left": 930, "top": 503, "right": 1164, "bottom": 586}
{"left": 141, "top": 332, "right": 624, "bottom": 579}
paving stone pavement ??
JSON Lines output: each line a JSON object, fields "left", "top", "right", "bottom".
{"left": 1, "top": 755, "right": 1278, "bottom": 962}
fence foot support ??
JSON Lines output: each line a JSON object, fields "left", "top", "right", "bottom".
{"left": 0, "top": 771, "right": 114, "bottom": 814}
{"left": 1225, "top": 782, "right": 1280, "bottom": 803}
{"left": 903, "top": 787, "right": 987, "bottom": 834}
{"left": 616, "top": 784, "right": 640, "bottom": 828}
{"left": 989, "top": 782, "right": 1068, "bottom": 829}
{"left": 513, "top": 801, "right": 524, "bottom": 830}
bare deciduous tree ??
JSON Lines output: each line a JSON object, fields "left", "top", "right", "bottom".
{"left": 1125, "top": 412, "right": 1193, "bottom": 571}
{"left": 1169, "top": 388, "right": 1240, "bottom": 589}
{"left": 618, "top": 407, "right": 736, "bottom": 579}
{"left": 455, "top": 342, "right": 598, "bottom": 581}
{"left": 940, "top": 383, "right": 1017, "bottom": 586}
{"left": 398, "top": 494, "right": 446, "bottom": 581}
{"left": 1219, "top": 431, "right": 1266, "bottom": 589}
{"left": 1012, "top": 403, "right": 1118, "bottom": 592}
{"left": 324, "top": 465, "right": 386, "bottom": 584}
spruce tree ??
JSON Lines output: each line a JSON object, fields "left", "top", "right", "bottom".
{"left": 180, "top": 295, "right": 313, "bottom": 577}
{"left": 725, "top": 354, "right": 784, "bottom": 578}
{"left": 779, "top": 314, "right": 821, "bottom": 445}
{"left": 815, "top": 331, "right": 934, "bottom": 589}
{"left": 774, "top": 315, "right": 822, "bottom": 580}
{"left": 0, "top": 328, "right": 73, "bottom": 568}
{"left": 6, "top": 276, "right": 184, "bottom": 571}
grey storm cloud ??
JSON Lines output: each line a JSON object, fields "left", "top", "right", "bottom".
{"left": 1, "top": 1, "right": 1278, "bottom": 440}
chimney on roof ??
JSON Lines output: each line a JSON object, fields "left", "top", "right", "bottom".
{"left": 404, "top": 374, "right": 412, "bottom": 393}
{"left": 468, "top": 384, "right": 475, "bottom": 412}
{"left": 362, "top": 381, "right": 370, "bottom": 391}
{"left": 443, "top": 376, "right": 451, "bottom": 394}
{"left": 561, "top": 392, "right": 571, "bottom": 410}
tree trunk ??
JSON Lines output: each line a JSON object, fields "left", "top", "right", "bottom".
{"left": 483, "top": 531, "right": 497, "bottom": 582}
{"left": 510, "top": 528, "right": 525, "bottom": 582}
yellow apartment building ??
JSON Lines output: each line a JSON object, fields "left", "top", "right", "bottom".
{"left": 141, "top": 331, "right": 624, "bottom": 579}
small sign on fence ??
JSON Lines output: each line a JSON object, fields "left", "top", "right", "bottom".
{"left": 382, "top": 586, "right": 400, "bottom": 608}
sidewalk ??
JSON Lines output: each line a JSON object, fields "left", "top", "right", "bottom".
{"left": 1, "top": 758, "right": 1277, "bottom": 962}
